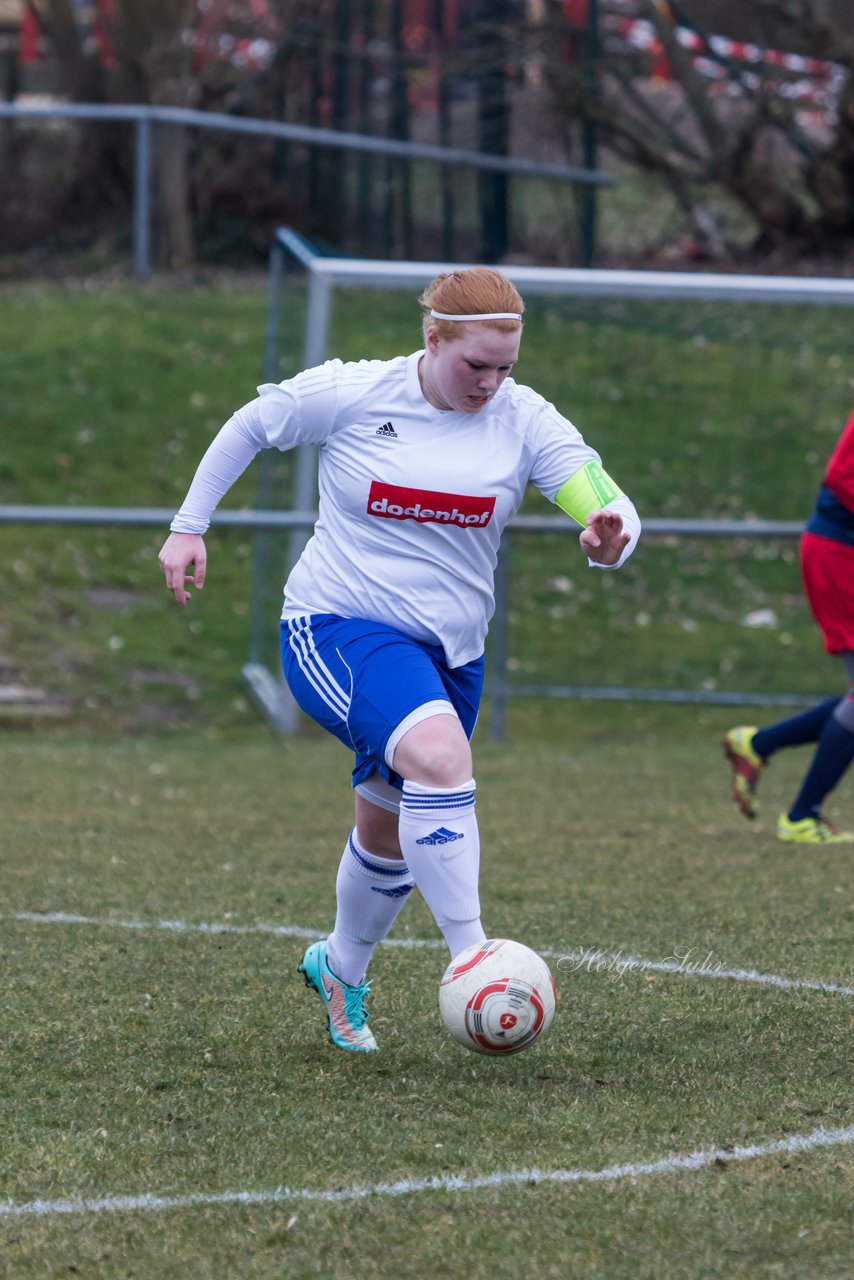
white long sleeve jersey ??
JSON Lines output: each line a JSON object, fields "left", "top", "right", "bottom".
{"left": 171, "top": 351, "right": 641, "bottom": 668}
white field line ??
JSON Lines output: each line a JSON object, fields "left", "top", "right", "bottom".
{"left": 5, "top": 910, "right": 854, "bottom": 998}
{"left": 2, "top": 1123, "right": 853, "bottom": 1220}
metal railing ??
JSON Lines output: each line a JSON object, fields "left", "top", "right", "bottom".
{"left": 0, "top": 101, "right": 615, "bottom": 279}
{"left": 0, "top": 502, "right": 809, "bottom": 736}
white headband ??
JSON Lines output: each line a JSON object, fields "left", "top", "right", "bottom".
{"left": 430, "top": 309, "right": 522, "bottom": 322}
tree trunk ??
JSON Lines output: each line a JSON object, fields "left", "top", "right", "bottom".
{"left": 473, "top": 1, "right": 511, "bottom": 263}
{"left": 154, "top": 120, "right": 194, "bottom": 269}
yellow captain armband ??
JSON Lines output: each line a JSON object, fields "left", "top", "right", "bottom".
{"left": 554, "top": 461, "right": 624, "bottom": 525}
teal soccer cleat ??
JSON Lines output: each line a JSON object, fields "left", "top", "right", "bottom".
{"left": 298, "top": 940, "right": 379, "bottom": 1052}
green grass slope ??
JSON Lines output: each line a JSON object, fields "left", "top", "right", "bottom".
{"left": 1, "top": 278, "right": 852, "bottom": 732}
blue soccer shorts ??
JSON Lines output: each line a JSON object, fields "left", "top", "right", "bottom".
{"left": 280, "top": 614, "right": 484, "bottom": 800}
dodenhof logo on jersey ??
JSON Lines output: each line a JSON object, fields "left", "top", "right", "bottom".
{"left": 368, "top": 481, "right": 495, "bottom": 529}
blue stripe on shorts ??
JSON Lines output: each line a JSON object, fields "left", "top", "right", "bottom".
{"left": 280, "top": 614, "right": 484, "bottom": 791}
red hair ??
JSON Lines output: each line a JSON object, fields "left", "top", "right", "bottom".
{"left": 419, "top": 268, "right": 524, "bottom": 341}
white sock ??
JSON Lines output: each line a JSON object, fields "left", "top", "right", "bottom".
{"left": 398, "top": 779, "right": 484, "bottom": 958}
{"left": 325, "top": 829, "right": 415, "bottom": 986}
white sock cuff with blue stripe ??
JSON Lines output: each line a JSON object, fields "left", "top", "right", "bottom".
{"left": 400, "top": 779, "right": 476, "bottom": 818}
{"left": 346, "top": 828, "right": 411, "bottom": 881}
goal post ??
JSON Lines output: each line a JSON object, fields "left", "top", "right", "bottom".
{"left": 244, "top": 228, "right": 854, "bottom": 737}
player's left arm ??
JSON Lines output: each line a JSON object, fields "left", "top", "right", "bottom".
{"left": 579, "top": 507, "right": 631, "bottom": 565}
{"left": 554, "top": 461, "right": 641, "bottom": 569}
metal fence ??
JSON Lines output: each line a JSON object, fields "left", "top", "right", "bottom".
{"left": 5, "top": 237, "right": 854, "bottom": 736}
{"left": 0, "top": 500, "right": 808, "bottom": 738}
{"left": 0, "top": 101, "right": 614, "bottom": 277}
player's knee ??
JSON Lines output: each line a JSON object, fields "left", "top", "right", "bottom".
{"left": 393, "top": 716, "right": 472, "bottom": 787}
{"left": 355, "top": 793, "right": 403, "bottom": 858}
{"left": 833, "top": 690, "right": 854, "bottom": 733}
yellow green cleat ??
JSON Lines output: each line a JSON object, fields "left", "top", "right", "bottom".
{"left": 722, "top": 726, "right": 764, "bottom": 820}
{"left": 777, "top": 814, "right": 854, "bottom": 844}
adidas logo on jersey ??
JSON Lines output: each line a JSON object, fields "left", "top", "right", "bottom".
{"left": 376, "top": 421, "right": 398, "bottom": 438}
{"left": 415, "top": 826, "right": 464, "bottom": 846}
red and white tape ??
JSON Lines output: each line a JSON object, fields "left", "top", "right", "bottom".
{"left": 613, "top": 16, "right": 845, "bottom": 114}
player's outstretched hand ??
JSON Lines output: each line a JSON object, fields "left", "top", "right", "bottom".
{"left": 159, "top": 532, "right": 207, "bottom": 607}
{"left": 579, "top": 509, "right": 630, "bottom": 566}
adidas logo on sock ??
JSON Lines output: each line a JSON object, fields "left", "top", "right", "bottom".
{"left": 371, "top": 883, "right": 414, "bottom": 898}
{"left": 415, "top": 826, "right": 464, "bottom": 846}
{"left": 376, "top": 421, "right": 398, "bottom": 438}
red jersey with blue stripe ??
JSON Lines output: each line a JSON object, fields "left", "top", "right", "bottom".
{"left": 806, "top": 410, "right": 854, "bottom": 548}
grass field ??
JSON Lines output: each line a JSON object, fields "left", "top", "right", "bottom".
{"left": 2, "top": 713, "right": 853, "bottom": 1278}
{"left": 2, "top": 276, "right": 853, "bottom": 1276}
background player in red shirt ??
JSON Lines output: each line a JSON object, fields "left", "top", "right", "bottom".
{"left": 724, "top": 410, "right": 854, "bottom": 844}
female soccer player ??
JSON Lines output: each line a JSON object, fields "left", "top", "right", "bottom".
{"left": 159, "top": 267, "right": 641, "bottom": 1052}
{"left": 724, "top": 408, "right": 854, "bottom": 844}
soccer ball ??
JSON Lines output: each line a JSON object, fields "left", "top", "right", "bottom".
{"left": 438, "top": 938, "right": 556, "bottom": 1056}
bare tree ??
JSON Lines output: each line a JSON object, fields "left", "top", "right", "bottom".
{"left": 113, "top": 0, "right": 197, "bottom": 268}
{"left": 26, "top": 0, "right": 196, "bottom": 266}
{"left": 531, "top": 0, "right": 854, "bottom": 259}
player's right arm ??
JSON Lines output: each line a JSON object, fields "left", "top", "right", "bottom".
{"left": 158, "top": 371, "right": 341, "bottom": 607}
{"left": 158, "top": 402, "right": 268, "bottom": 607}
{"left": 159, "top": 532, "right": 207, "bottom": 607}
